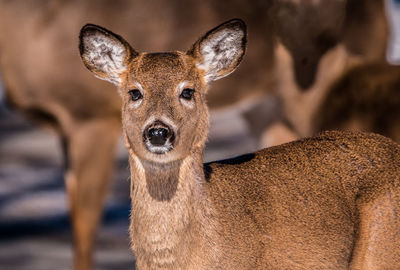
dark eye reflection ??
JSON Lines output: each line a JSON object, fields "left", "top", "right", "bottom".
{"left": 128, "top": 89, "right": 143, "bottom": 101}
{"left": 180, "top": 88, "right": 195, "bottom": 100}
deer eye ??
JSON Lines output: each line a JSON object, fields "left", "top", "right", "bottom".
{"left": 180, "top": 88, "right": 195, "bottom": 100}
{"left": 128, "top": 89, "right": 143, "bottom": 101}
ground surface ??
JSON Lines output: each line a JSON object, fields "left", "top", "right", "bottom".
{"left": 0, "top": 102, "right": 255, "bottom": 270}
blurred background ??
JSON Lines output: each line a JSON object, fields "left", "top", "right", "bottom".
{"left": 0, "top": 0, "right": 399, "bottom": 269}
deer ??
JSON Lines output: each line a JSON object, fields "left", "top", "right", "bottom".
{"left": 314, "top": 62, "right": 400, "bottom": 142}
{"left": 0, "top": 2, "right": 275, "bottom": 268}
{"left": 241, "top": 0, "right": 390, "bottom": 147}
{"left": 270, "top": 0, "right": 400, "bottom": 152}
{"left": 1, "top": 0, "right": 394, "bottom": 268}
{"left": 79, "top": 19, "right": 400, "bottom": 269}
{"left": 268, "top": 0, "right": 389, "bottom": 140}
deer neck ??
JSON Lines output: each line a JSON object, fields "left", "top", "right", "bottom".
{"left": 127, "top": 148, "right": 216, "bottom": 268}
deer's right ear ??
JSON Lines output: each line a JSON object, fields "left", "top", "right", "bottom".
{"left": 79, "top": 24, "right": 138, "bottom": 86}
{"left": 188, "top": 19, "right": 247, "bottom": 83}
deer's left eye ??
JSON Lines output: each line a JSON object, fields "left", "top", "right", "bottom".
{"left": 180, "top": 88, "right": 195, "bottom": 100}
{"left": 128, "top": 89, "right": 143, "bottom": 101}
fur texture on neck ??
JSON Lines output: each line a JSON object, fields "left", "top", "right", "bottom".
{"left": 126, "top": 142, "right": 221, "bottom": 269}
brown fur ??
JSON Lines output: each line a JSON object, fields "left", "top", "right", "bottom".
{"left": 269, "top": 0, "right": 387, "bottom": 90}
{"left": 80, "top": 20, "right": 400, "bottom": 269}
{"left": 270, "top": 0, "right": 388, "bottom": 139}
{"left": 0, "top": 1, "right": 390, "bottom": 268}
{"left": 144, "top": 159, "right": 181, "bottom": 201}
{"left": 314, "top": 62, "right": 400, "bottom": 142}
{"left": 204, "top": 131, "right": 400, "bottom": 269}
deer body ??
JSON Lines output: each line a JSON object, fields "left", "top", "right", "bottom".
{"left": 80, "top": 19, "right": 400, "bottom": 269}
{"left": 127, "top": 130, "right": 400, "bottom": 269}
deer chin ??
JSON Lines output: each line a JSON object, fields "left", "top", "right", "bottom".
{"left": 138, "top": 141, "right": 183, "bottom": 164}
{"left": 144, "top": 141, "right": 174, "bottom": 154}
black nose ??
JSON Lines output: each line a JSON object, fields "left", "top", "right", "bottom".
{"left": 144, "top": 121, "right": 174, "bottom": 146}
{"left": 148, "top": 127, "right": 169, "bottom": 146}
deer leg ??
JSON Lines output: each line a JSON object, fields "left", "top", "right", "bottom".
{"left": 349, "top": 189, "right": 400, "bottom": 270}
{"left": 63, "top": 118, "right": 121, "bottom": 270}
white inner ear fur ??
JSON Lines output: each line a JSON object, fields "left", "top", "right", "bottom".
{"left": 197, "top": 28, "right": 244, "bottom": 83}
{"left": 83, "top": 34, "right": 128, "bottom": 85}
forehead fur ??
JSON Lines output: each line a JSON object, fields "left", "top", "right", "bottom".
{"left": 133, "top": 52, "right": 189, "bottom": 84}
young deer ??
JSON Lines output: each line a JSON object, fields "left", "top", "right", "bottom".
{"left": 79, "top": 19, "right": 400, "bottom": 269}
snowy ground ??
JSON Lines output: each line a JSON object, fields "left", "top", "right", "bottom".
{"left": 387, "top": 0, "right": 400, "bottom": 64}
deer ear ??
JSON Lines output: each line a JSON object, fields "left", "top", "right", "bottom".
{"left": 188, "top": 19, "right": 247, "bottom": 83}
{"left": 79, "top": 24, "right": 138, "bottom": 85}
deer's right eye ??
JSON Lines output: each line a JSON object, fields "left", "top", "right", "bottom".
{"left": 180, "top": 88, "right": 195, "bottom": 100}
{"left": 128, "top": 89, "right": 143, "bottom": 101}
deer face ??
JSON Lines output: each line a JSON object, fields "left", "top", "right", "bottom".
{"left": 79, "top": 19, "right": 246, "bottom": 162}
{"left": 121, "top": 52, "right": 209, "bottom": 162}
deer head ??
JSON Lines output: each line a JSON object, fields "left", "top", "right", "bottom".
{"left": 79, "top": 19, "right": 246, "bottom": 163}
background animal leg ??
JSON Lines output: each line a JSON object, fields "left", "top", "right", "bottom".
{"left": 63, "top": 119, "right": 121, "bottom": 270}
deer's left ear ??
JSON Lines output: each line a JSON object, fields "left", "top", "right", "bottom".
{"left": 79, "top": 24, "right": 138, "bottom": 86}
{"left": 188, "top": 19, "right": 247, "bottom": 83}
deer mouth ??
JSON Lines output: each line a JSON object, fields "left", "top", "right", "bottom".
{"left": 144, "top": 140, "right": 174, "bottom": 154}
{"left": 143, "top": 120, "right": 176, "bottom": 154}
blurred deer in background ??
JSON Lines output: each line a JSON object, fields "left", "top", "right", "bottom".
{"left": 264, "top": 0, "right": 390, "bottom": 143}
{"left": 272, "top": 0, "right": 400, "bottom": 146}
{"left": 80, "top": 19, "right": 400, "bottom": 270}
{"left": 314, "top": 62, "right": 400, "bottom": 140}
{"left": 0, "top": 0, "right": 396, "bottom": 269}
